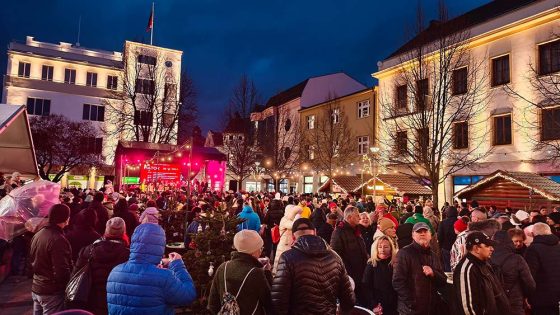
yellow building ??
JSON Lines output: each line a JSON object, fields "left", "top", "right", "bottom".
{"left": 298, "top": 87, "right": 376, "bottom": 193}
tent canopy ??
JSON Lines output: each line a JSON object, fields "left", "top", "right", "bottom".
{"left": 0, "top": 105, "right": 38, "bottom": 177}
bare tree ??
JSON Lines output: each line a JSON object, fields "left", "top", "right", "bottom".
{"left": 222, "top": 74, "right": 261, "bottom": 128}
{"left": 30, "top": 115, "right": 102, "bottom": 182}
{"left": 378, "top": 2, "right": 491, "bottom": 205}
{"left": 503, "top": 33, "right": 560, "bottom": 163}
{"left": 301, "top": 95, "right": 357, "bottom": 177}
{"left": 223, "top": 136, "right": 259, "bottom": 191}
{"left": 177, "top": 71, "right": 198, "bottom": 144}
{"left": 103, "top": 48, "right": 180, "bottom": 144}
{"left": 258, "top": 104, "right": 301, "bottom": 191}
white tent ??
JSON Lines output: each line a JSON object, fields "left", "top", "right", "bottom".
{"left": 0, "top": 104, "right": 38, "bottom": 177}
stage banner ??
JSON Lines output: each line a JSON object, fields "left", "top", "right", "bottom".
{"left": 140, "top": 163, "right": 180, "bottom": 183}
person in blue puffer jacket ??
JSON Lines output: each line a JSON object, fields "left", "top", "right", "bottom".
{"left": 106, "top": 223, "right": 196, "bottom": 315}
{"left": 238, "top": 203, "right": 262, "bottom": 232}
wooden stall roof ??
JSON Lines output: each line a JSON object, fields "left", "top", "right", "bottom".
{"left": 318, "top": 175, "right": 363, "bottom": 194}
{"left": 455, "top": 170, "right": 560, "bottom": 202}
{"left": 354, "top": 173, "right": 432, "bottom": 196}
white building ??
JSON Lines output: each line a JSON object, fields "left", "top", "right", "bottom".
{"left": 2, "top": 36, "right": 182, "bottom": 187}
{"left": 374, "top": 0, "right": 560, "bottom": 207}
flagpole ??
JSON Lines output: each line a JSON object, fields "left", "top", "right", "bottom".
{"left": 150, "top": 2, "right": 154, "bottom": 45}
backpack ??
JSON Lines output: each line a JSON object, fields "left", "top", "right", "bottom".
{"left": 271, "top": 224, "right": 281, "bottom": 244}
{"left": 218, "top": 262, "right": 259, "bottom": 315}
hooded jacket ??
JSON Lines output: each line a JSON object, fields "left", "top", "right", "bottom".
{"left": 490, "top": 231, "right": 535, "bottom": 315}
{"left": 524, "top": 233, "right": 560, "bottom": 309}
{"left": 263, "top": 199, "right": 284, "bottom": 227}
{"left": 106, "top": 224, "right": 196, "bottom": 315}
{"left": 273, "top": 205, "right": 301, "bottom": 273}
{"left": 437, "top": 207, "right": 458, "bottom": 251}
{"left": 237, "top": 205, "right": 261, "bottom": 232}
{"left": 271, "top": 235, "right": 355, "bottom": 315}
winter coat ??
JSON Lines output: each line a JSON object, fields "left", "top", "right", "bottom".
{"left": 453, "top": 253, "right": 511, "bottom": 315}
{"left": 490, "top": 231, "right": 535, "bottom": 315}
{"left": 317, "top": 223, "right": 334, "bottom": 243}
{"left": 89, "top": 200, "right": 109, "bottom": 235}
{"left": 73, "top": 238, "right": 129, "bottom": 315}
{"left": 360, "top": 224, "right": 376, "bottom": 253}
{"left": 273, "top": 205, "right": 300, "bottom": 273}
{"left": 524, "top": 234, "right": 560, "bottom": 309}
{"left": 106, "top": 223, "right": 196, "bottom": 315}
{"left": 437, "top": 208, "right": 458, "bottom": 251}
{"left": 310, "top": 205, "right": 328, "bottom": 230}
{"left": 29, "top": 224, "right": 72, "bottom": 295}
{"left": 330, "top": 221, "right": 368, "bottom": 285}
{"left": 263, "top": 199, "right": 284, "bottom": 227}
{"left": 300, "top": 205, "right": 311, "bottom": 219}
{"left": 399, "top": 212, "right": 414, "bottom": 225}
{"left": 237, "top": 205, "right": 261, "bottom": 232}
{"left": 392, "top": 242, "right": 447, "bottom": 315}
{"left": 404, "top": 213, "right": 434, "bottom": 234}
{"left": 396, "top": 223, "right": 413, "bottom": 249}
{"left": 271, "top": 235, "right": 355, "bottom": 315}
{"left": 207, "top": 252, "right": 273, "bottom": 315}
{"left": 65, "top": 221, "right": 101, "bottom": 263}
{"left": 361, "top": 259, "right": 398, "bottom": 314}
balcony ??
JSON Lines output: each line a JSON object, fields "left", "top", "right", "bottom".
{"left": 4, "top": 75, "right": 122, "bottom": 99}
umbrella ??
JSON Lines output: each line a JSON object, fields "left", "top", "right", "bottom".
{"left": 0, "top": 180, "right": 61, "bottom": 241}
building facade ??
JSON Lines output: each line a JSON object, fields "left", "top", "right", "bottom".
{"left": 3, "top": 36, "right": 182, "bottom": 188}
{"left": 374, "top": 0, "right": 560, "bottom": 207}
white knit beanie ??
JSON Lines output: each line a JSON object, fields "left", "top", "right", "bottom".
{"left": 233, "top": 230, "right": 264, "bottom": 254}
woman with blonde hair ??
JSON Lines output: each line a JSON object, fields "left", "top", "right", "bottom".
{"left": 272, "top": 204, "right": 302, "bottom": 273}
{"left": 361, "top": 235, "right": 398, "bottom": 315}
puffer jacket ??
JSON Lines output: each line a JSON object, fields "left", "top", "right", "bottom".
{"left": 237, "top": 205, "right": 261, "bottom": 232}
{"left": 524, "top": 233, "right": 560, "bottom": 309}
{"left": 29, "top": 224, "right": 72, "bottom": 295}
{"left": 263, "top": 199, "right": 284, "bottom": 227}
{"left": 73, "top": 237, "right": 129, "bottom": 315}
{"left": 490, "top": 231, "right": 535, "bottom": 315}
{"left": 392, "top": 242, "right": 447, "bottom": 315}
{"left": 271, "top": 235, "right": 355, "bottom": 315}
{"left": 330, "top": 221, "right": 368, "bottom": 284}
{"left": 273, "top": 205, "right": 300, "bottom": 273}
{"left": 207, "top": 252, "right": 273, "bottom": 315}
{"left": 106, "top": 223, "right": 196, "bottom": 315}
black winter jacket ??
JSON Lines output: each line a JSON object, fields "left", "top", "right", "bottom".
{"left": 437, "top": 208, "right": 458, "bottom": 251}
{"left": 454, "top": 253, "right": 511, "bottom": 315}
{"left": 271, "top": 235, "right": 355, "bottom": 315}
{"left": 330, "top": 221, "right": 368, "bottom": 284}
{"left": 392, "top": 242, "right": 447, "bottom": 315}
{"left": 263, "top": 199, "right": 284, "bottom": 227}
{"left": 490, "top": 231, "right": 535, "bottom": 315}
{"left": 30, "top": 224, "right": 72, "bottom": 295}
{"left": 88, "top": 201, "right": 109, "bottom": 235}
{"left": 310, "top": 205, "right": 328, "bottom": 230}
{"left": 525, "top": 234, "right": 560, "bottom": 309}
{"left": 73, "top": 238, "right": 129, "bottom": 315}
{"left": 361, "top": 259, "right": 397, "bottom": 314}
{"left": 65, "top": 223, "right": 100, "bottom": 263}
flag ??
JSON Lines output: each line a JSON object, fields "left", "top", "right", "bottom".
{"left": 146, "top": 5, "right": 154, "bottom": 32}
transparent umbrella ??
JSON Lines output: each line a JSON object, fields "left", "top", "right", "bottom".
{"left": 0, "top": 180, "right": 61, "bottom": 241}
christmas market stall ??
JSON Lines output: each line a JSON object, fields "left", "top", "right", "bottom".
{"left": 0, "top": 104, "right": 38, "bottom": 178}
{"left": 318, "top": 175, "right": 363, "bottom": 196}
{"left": 454, "top": 170, "right": 560, "bottom": 210}
{"left": 354, "top": 173, "right": 432, "bottom": 204}
{"left": 114, "top": 140, "right": 227, "bottom": 192}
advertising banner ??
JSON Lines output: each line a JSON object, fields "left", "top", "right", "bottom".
{"left": 140, "top": 163, "right": 180, "bottom": 183}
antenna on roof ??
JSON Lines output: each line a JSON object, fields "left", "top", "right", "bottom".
{"left": 75, "top": 15, "right": 81, "bottom": 47}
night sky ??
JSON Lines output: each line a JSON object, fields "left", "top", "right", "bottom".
{"left": 0, "top": 0, "right": 488, "bottom": 132}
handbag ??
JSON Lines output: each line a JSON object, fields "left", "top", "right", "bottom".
{"left": 65, "top": 244, "right": 95, "bottom": 304}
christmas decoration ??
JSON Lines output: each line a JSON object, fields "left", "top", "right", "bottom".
{"left": 182, "top": 206, "right": 242, "bottom": 314}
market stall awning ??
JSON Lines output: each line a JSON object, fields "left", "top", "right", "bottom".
{"left": 354, "top": 173, "right": 432, "bottom": 196}
{"left": 454, "top": 170, "right": 560, "bottom": 208}
{"left": 318, "top": 175, "right": 363, "bottom": 194}
{"left": 0, "top": 105, "right": 38, "bottom": 177}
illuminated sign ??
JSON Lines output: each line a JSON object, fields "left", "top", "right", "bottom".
{"left": 140, "top": 163, "right": 180, "bottom": 183}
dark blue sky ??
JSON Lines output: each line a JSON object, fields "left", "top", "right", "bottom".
{"left": 0, "top": 0, "right": 488, "bottom": 132}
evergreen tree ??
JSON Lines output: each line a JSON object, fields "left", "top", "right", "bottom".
{"left": 182, "top": 207, "right": 242, "bottom": 314}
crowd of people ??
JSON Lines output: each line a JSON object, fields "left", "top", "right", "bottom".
{"left": 1, "top": 181, "right": 560, "bottom": 315}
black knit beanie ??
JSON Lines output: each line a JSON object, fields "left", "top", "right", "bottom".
{"left": 48, "top": 204, "right": 70, "bottom": 224}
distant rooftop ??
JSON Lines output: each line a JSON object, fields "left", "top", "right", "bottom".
{"left": 9, "top": 36, "right": 124, "bottom": 68}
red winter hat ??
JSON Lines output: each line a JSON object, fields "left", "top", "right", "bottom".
{"left": 329, "top": 202, "right": 338, "bottom": 209}
{"left": 454, "top": 218, "right": 468, "bottom": 233}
